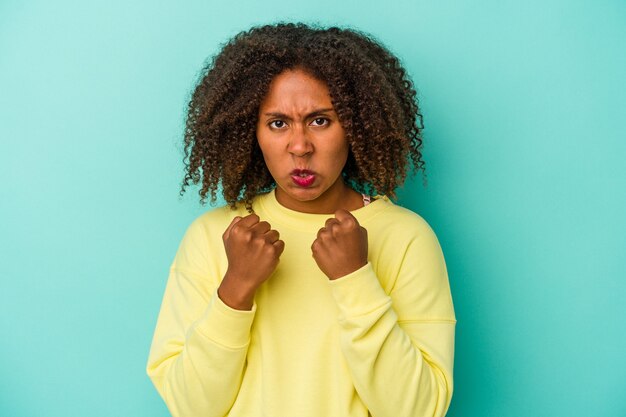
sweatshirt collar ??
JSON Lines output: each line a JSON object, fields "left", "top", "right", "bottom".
{"left": 254, "top": 188, "right": 391, "bottom": 232}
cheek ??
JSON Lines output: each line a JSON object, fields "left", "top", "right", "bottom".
{"left": 327, "top": 128, "right": 349, "bottom": 160}
{"left": 257, "top": 141, "right": 282, "bottom": 176}
{"left": 335, "top": 141, "right": 350, "bottom": 164}
{"left": 256, "top": 136, "right": 273, "bottom": 161}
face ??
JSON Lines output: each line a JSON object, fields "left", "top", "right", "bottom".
{"left": 256, "top": 67, "right": 354, "bottom": 214}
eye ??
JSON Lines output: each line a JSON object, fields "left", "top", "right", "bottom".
{"left": 311, "top": 117, "right": 329, "bottom": 127}
{"left": 269, "top": 120, "right": 286, "bottom": 129}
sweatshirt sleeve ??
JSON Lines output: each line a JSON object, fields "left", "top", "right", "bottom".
{"left": 328, "top": 218, "right": 456, "bottom": 417}
{"left": 146, "top": 215, "right": 255, "bottom": 417}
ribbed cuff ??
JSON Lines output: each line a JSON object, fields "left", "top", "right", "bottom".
{"left": 194, "top": 289, "right": 256, "bottom": 349}
{"left": 328, "top": 262, "right": 391, "bottom": 318}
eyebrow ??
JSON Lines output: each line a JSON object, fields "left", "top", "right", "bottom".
{"left": 263, "top": 108, "right": 335, "bottom": 120}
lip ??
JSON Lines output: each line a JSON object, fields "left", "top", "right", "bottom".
{"left": 290, "top": 169, "right": 316, "bottom": 188}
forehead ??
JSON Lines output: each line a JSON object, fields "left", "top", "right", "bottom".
{"left": 258, "top": 68, "right": 333, "bottom": 112}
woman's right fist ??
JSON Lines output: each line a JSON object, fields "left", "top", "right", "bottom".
{"left": 218, "top": 214, "right": 284, "bottom": 310}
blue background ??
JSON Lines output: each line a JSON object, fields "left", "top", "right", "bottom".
{"left": 1, "top": 1, "right": 624, "bottom": 416}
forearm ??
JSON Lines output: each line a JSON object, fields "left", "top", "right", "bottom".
{"left": 147, "top": 289, "right": 255, "bottom": 417}
{"left": 330, "top": 263, "right": 455, "bottom": 417}
{"left": 339, "top": 306, "right": 454, "bottom": 417}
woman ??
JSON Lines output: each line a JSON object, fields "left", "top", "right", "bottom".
{"left": 146, "top": 22, "right": 456, "bottom": 417}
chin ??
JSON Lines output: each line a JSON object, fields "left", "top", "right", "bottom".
{"left": 281, "top": 183, "right": 324, "bottom": 201}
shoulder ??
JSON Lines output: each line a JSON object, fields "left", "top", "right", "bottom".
{"left": 171, "top": 202, "right": 248, "bottom": 271}
{"left": 365, "top": 198, "right": 446, "bottom": 274}
{"left": 366, "top": 197, "right": 439, "bottom": 241}
{"left": 368, "top": 200, "right": 455, "bottom": 321}
{"left": 189, "top": 203, "right": 247, "bottom": 234}
{"left": 179, "top": 202, "right": 249, "bottom": 249}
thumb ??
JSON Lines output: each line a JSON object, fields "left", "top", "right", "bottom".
{"left": 334, "top": 209, "right": 358, "bottom": 224}
{"left": 223, "top": 215, "right": 242, "bottom": 239}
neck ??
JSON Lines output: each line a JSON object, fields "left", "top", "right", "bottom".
{"left": 275, "top": 179, "right": 363, "bottom": 214}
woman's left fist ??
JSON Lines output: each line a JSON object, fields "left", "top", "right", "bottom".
{"left": 311, "top": 209, "right": 368, "bottom": 280}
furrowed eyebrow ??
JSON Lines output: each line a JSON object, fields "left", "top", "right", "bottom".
{"left": 263, "top": 108, "right": 335, "bottom": 120}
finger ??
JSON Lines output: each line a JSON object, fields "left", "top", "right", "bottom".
{"left": 265, "top": 229, "right": 280, "bottom": 243}
{"left": 316, "top": 225, "right": 329, "bottom": 239}
{"left": 251, "top": 220, "right": 271, "bottom": 234}
{"left": 273, "top": 239, "right": 285, "bottom": 256}
{"left": 324, "top": 217, "right": 340, "bottom": 228}
{"left": 335, "top": 209, "right": 358, "bottom": 226}
{"left": 310, "top": 238, "right": 321, "bottom": 254}
{"left": 334, "top": 209, "right": 356, "bottom": 221}
{"left": 223, "top": 215, "right": 243, "bottom": 239}
{"left": 236, "top": 213, "right": 260, "bottom": 227}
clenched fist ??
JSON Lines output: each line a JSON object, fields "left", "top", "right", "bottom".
{"left": 218, "top": 213, "right": 285, "bottom": 310}
{"left": 311, "top": 209, "right": 368, "bottom": 280}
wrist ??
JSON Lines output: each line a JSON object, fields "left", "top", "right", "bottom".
{"left": 218, "top": 272, "right": 258, "bottom": 310}
{"left": 326, "top": 260, "right": 368, "bottom": 281}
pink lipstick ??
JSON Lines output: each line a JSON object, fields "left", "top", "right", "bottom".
{"left": 290, "top": 169, "right": 316, "bottom": 187}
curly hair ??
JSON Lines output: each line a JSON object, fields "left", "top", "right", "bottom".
{"left": 180, "top": 22, "right": 426, "bottom": 211}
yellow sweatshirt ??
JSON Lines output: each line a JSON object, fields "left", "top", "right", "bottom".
{"left": 146, "top": 189, "right": 456, "bottom": 417}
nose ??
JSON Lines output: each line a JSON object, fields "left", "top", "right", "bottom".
{"left": 287, "top": 124, "right": 313, "bottom": 157}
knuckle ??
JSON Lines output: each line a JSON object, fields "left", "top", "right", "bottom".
{"left": 241, "top": 230, "right": 253, "bottom": 242}
{"left": 344, "top": 218, "right": 356, "bottom": 228}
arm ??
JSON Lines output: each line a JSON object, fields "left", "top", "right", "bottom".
{"left": 147, "top": 270, "right": 256, "bottom": 417}
{"left": 146, "top": 212, "right": 284, "bottom": 417}
{"left": 145, "top": 216, "right": 256, "bottom": 417}
{"left": 326, "top": 217, "right": 456, "bottom": 417}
